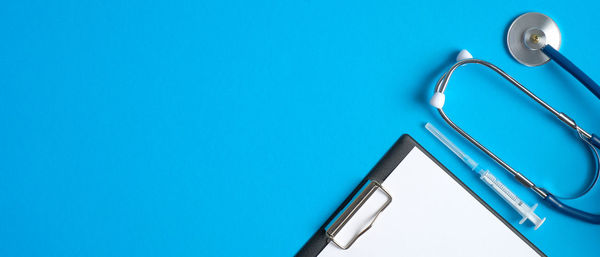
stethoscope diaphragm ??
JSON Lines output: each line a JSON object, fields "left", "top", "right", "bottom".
{"left": 507, "top": 12, "right": 562, "bottom": 66}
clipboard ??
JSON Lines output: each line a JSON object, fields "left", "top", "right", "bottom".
{"left": 295, "top": 134, "right": 545, "bottom": 257}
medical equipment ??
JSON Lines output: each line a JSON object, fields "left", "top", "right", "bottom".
{"left": 430, "top": 46, "right": 600, "bottom": 224}
{"left": 507, "top": 12, "right": 600, "bottom": 100}
{"left": 425, "top": 122, "right": 546, "bottom": 229}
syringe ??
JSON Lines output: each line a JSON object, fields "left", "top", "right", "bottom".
{"left": 425, "top": 122, "right": 546, "bottom": 230}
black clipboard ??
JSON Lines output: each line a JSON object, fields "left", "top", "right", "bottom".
{"left": 295, "top": 134, "right": 545, "bottom": 257}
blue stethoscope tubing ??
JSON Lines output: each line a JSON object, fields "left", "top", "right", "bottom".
{"left": 541, "top": 45, "right": 600, "bottom": 101}
{"left": 432, "top": 57, "right": 600, "bottom": 224}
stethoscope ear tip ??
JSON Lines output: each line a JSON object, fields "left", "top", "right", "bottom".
{"left": 456, "top": 49, "right": 473, "bottom": 61}
{"left": 430, "top": 92, "right": 445, "bottom": 109}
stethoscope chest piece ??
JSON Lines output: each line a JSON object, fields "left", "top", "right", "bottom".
{"left": 507, "top": 12, "right": 562, "bottom": 66}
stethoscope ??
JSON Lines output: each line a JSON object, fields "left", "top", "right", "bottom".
{"left": 430, "top": 12, "right": 600, "bottom": 224}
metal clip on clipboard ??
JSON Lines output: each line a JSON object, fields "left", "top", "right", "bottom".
{"left": 324, "top": 180, "right": 392, "bottom": 250}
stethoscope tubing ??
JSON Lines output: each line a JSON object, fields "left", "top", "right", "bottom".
{"left": 434, "top": 58, "right": 600, "bottom": 223}
{"left": 542, "top": 45, "right": 600, "bottom": 101}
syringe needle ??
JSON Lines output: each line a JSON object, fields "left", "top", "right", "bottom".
{"left": 425, "top": 122, "right": 478, "bottom": 170}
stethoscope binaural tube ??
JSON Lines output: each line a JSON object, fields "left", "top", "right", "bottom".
{"left": 431, "top": 57, "right": 600, "bottom": 224}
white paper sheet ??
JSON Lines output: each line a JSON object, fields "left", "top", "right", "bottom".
{"left": 319, "top": 147, "right": 542, "bottom": 257}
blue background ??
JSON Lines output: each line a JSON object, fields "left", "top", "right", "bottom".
{"left": 2, "top": 1, "right": 600, "bottom": 256}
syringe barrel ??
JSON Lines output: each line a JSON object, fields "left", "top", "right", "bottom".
{"left": 480, "top": 169, "right": 546, "bottom": 229}
{"left": 479, "top": 170, "right": 525, "bottom": 211}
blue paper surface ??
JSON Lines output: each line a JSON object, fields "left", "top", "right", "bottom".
{"left": 2, "top": 1, "right": 600, "bottom": 256}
